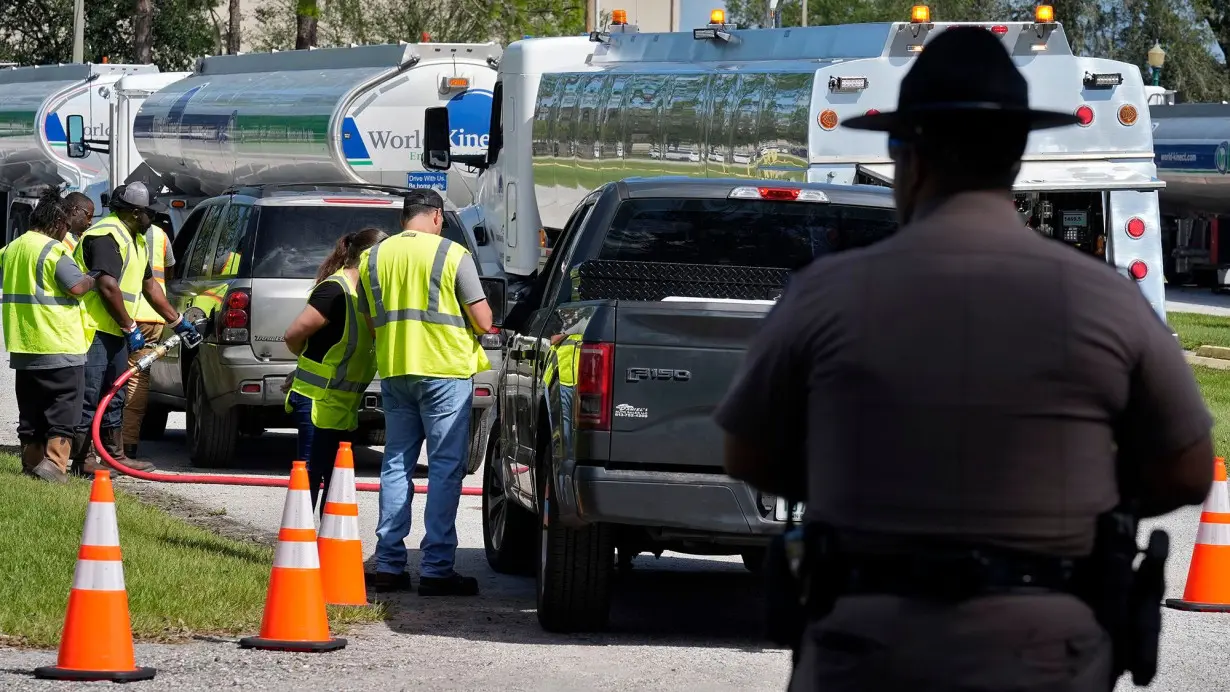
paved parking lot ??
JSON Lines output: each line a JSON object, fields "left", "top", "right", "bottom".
{"left": 0, "top": 343, "right": 1228, "bottom": 690}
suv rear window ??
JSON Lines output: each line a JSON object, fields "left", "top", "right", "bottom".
{"left": 599, "top": 198, "right": 897, "bottom": 270}
{"left": 249, "top": 204, "right": 468, "bottom": 279}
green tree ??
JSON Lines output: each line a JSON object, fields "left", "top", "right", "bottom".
{"left": 296, "top": 0, "right": 320, "bottom": 49}
{"left": 0, "top": 0, "right": 219, "bottom": 70}
{"left": 1112, "top": 0, "right": 1229, "bottom": 101}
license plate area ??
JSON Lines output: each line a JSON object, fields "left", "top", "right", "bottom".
{"left": 773, "top": 497, "right": 804, "bottom": 523}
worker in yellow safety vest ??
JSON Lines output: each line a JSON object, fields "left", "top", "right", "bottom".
{"left": 71, "top": 182, "right": 200, "bottom": 476}
{"left": 283, "top": 227, "right": 385, "bottom": 512}
{"left": 121, "top": 223, "right": 175, "bottom": 460}
{"left": 1, "top": 187, "right": 96, "bottom": 483}
{"left": 361, "top": 189, "right": 492, "bottom": 596}
{"left": 60, "top": 191, "right": 95, "bottom": 252}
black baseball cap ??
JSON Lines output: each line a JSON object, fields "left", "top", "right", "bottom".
{"left": 403, "top": 188, "right": 444, "bottom": 210}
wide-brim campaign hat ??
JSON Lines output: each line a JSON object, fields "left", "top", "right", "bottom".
{"left": 843, "top": 26, "right": 1080, "bottom": 134}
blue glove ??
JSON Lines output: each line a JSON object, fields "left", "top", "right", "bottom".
{"left": 124, "top": 327, "right": 146, "bottom": 352}
{"left": 172, "top": 316, "right": 199, "bottom": 339}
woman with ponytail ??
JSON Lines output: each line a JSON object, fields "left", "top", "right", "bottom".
{"left": 283, "top": 227, "right": 388, "bottom": 511}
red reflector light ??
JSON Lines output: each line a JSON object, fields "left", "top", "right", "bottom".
{"left": 1126, "top": 217, "right": 1146, "bottom": 238}
{"left": 241, "top": 383, "right": 261, "bottom": 393}
{"left": 990, "top": 24, "right": 1009, "bottom": 35}
{"left": 223, "top": 309, "right": 248, "bottom": 328}
{"left": 474, "top": 386, "right": 492, "bottom": 397}
{"left": 1129, "top": 260, "right": 1148, "bottom": 281}
{"left": 226, "top": 291, "right": 250, "bottom": 309}
{"left": 321, "top": 198, "right": 394, "bottom": 205}
{"left": 865, "top": 108, "right": 880, "bottom": 116}
{"left": 576, "top": 343, "right": 614, "bottom": 431}
{"left": 758, "top": 187, "right": 801, "bottom": 201}
{"left": 1075, "top": 105, "right": 1094, "bottom": 126}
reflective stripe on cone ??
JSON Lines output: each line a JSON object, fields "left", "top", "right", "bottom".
{"left": 1167, "top": 457, "right": 1230, "bottom": 612}
{"left": 318, "top": 443, "right": 368, "bottom": 606}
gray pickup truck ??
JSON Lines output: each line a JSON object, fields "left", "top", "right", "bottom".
{"left": 479, "top": 177, "right": 897, "bottom": 632}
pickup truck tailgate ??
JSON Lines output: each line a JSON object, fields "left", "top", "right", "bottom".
{"left": 608, "top": 301, "right": 771, "bottom": 471}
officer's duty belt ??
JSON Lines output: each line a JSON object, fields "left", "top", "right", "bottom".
{"left": 838, "top": 549, "right": 1079, "bottom": 601}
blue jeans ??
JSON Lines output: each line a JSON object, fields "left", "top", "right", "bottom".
{"left": 288, "top": 391, "right": 315, "bottom": 465}
{"left": 374, "top": 375, "right": 472, "bottom": 578}
{"left": 79, "top": 332, "right": 128, "bottom": 433}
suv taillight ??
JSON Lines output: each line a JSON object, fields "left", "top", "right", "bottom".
{"left": 220, "top": 289, "right": 251, "bottom": 344}
{"left": 576, "top": 343, "right": 614, "bottom": 431}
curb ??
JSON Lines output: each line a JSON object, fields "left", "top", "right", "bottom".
{"left": 1196, "top": 345, "right": 1230, "bottom": 361}
{"left": 1186, "top": 351, "right": 1230, "bottom": 370}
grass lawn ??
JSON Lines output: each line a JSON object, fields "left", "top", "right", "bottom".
{"left": 1168, "top": 312, "right": 1230, "bottom": 351}
{"left": 1195, "top": 366, "right": 1230, "bottom": 457}
{"left": 0, "top": 455, "right": 382, "bottom": 648}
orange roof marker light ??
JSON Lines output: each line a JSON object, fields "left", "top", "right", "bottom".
{"left": 911, "top": 5, "right": 931, "bottom": 23}
{"left": 611, "top": 9, "right": 628, "bottom": 25}
{"left": 710, "top": 9, "right": 726, "bottom": 25}
{"left": 1035, "top": 5, "right": 1055, "bottom": 23}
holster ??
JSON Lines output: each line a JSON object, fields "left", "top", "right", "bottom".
{"left": 763, "top": 517, "right": 838, "bottom": 661}
{"left": 1075, "top": 506, "right": 1169, "bottom": 687}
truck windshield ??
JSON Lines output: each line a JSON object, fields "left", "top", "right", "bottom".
{"left": 249, "top": 205, "right": 467, "bottom": 279}
{"left": 599, "top": 198, "right": 897, "bottom": 269}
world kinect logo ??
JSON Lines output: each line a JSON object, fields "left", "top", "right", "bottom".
{"left": 365, "top": 129, "right": 489, "bottom": 151}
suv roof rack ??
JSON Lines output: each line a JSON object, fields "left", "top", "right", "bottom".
{"left": 222, "top": 182, "right": 413, "bottom": 199}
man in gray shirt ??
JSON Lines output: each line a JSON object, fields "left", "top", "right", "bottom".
{"left": 2, "top": 189, "right": 95, "bottom": 483}
{"left": 717, "top": 28, "right": 1214, "bottom": 691}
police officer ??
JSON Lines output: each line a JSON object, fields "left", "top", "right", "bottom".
{"left": 2, "top": 188, "right": 95, "bottom": 483}
{"left": 716, "top": 28, "right": 1214, "bottom": 691}
{"left": 72, "top": 182, "right": 200, "bottom": 475}
{"left": 121, "top": 221, "right": 175, "bottom": 460}
{"left": 284, "top": 227, "right": 386, "bottom": 511}
{"left": 361, "top": 189, "right": 493, "bottom": 595}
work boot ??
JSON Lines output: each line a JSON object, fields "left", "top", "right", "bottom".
{"left": 371, "top": 571, "right": 412, "bottom": 593}
{"left": 103, "top": 428, "right": 156, "bottom": 473}
{"left": 32, "top": 437, "right": 71, "bottom": 484}
{"left": 20, "top": 441, "right": 45, "bottom": 477}
{"left": 418, "top": 572, "right": 480, "bottom": 597}
{"left": 69, "top": 432, "right": 105, "bottom": 477}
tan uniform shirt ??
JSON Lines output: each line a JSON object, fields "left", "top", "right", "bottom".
{"left": 716, "top": 191, "right": 1211, "bottom": 557}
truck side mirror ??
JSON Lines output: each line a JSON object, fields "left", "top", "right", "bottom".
{"left": 423, "top": 107, "right": 451, "bottom": 171}
{"left": 480, "top": 276, "right": 507, "bottom": 328}
{"left": 66, "top": 114, "right": 86, "bottom": 158}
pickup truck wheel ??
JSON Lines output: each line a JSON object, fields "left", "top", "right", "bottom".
{"left": 535, "top": 455, "right": 614, "bottom": 632}
{"left": 741, "top": 548, "right": 767, "bottom": 574}
{"left": 139, "top": 404, "right": 169, "bottom": 440}
{"left": 363, "top": 426, "right": 386, "bottom": 447}
{"left": 185, "top": 360, "right": 238, "bottom": 468}
{"left": 482, "top": 433, "right": 535, "bottom": 575}
{"left": 465, "top": 411, "right": 486, "bottom": 476}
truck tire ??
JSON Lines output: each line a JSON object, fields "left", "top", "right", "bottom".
{"left": 139, "top": 403, "right": 169, "bottom": 440}
{"left": 482, "top": 431, "right": 535, "bottom": 575}
{"left": 536, "top": 445, "right": 614, "bottom": 632}
{"left": 185, "top": 360, "right": 238, "bottom": 468}
{"left": 741, "top": 548, "right": 766, "bottom": 574}
{"left": 363, "top": 426, "right": 386, "bottom": 447}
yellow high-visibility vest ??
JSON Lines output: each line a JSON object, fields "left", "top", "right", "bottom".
{"left": 73, "top": 215, "right": 147, "bottom": 336}
{"left": 2, "top": 231, "right": 93, "bottom": 355}
{"left": 284, "top": 270, "right": 377, "bottom": 431}
{"left": 359, "top": 232, "right": 489, "bottom": 379}
{"left": 134, "top": 225, "right": 171, "bottom": 324}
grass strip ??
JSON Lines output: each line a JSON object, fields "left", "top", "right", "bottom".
{"left": 0, "top": 456, "right": 382, "bottom": 647}
{"left": 1168, "top": 312, "right": 1230, "bottom": 351}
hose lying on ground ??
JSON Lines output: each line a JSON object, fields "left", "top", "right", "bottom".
{"left": 90, "top": 333, "right": 481, "bottom": 495}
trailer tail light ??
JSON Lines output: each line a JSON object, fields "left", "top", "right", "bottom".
{"left": 1129, "top": 260, "right": 1148, "bottom": 281}
{"left": 1075, "top": 105, "right": 1094, "bottom": 127}
{"left": 1118, "top": 104, "right": 1138, "bottom": 126}
{"left": 220, "top": 289, "right": 251, "bottom": 344}
{"left": 990, "top": 24, "right": 1009, "bottom": 35}
{"left": 729, "top": 186, "right": 830, "bottom": 203}
{"left": 170, "top": 199, "right": 187, "bottom": 209}
{"left": 576, "top": 343, "right": 614, "bottom": 431}
{"left": 1126, "top": 217, "right": 1146, "bottom": 238}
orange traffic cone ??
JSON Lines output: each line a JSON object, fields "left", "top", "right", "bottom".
{"left": 34, "top": 471, "right": 156, "bottom": 682}
{"left": 239, "top": 460, "right": 346, "bottom": 652}
{"left": 319, "top": 442, "right": 367, "bottom": 606}
{"left": 1166, "top": 456, "right": 1230, "bottom": 612}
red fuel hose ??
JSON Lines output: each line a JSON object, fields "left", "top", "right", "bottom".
{"left": 90, "top": 338, "right": 480, "bottom": 495}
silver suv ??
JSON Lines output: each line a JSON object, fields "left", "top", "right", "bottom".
{"left": 144, "top": 183, "right": 502, "bottom": 468}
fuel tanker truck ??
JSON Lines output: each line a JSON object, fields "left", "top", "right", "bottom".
{"left": 123, "top": 42, "right": 500, "bottom": 229}
{"left": 1, "top": 62, "right": 158, "bottom": 244}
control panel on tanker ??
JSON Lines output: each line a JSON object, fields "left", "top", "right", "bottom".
{"left": 1016, "top": 192, "right": 1107, "bottom": 259}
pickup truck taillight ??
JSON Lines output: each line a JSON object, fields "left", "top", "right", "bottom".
{"left": 220, "top": 289, "right": 251, "bottom": 344}
{"left": 576, "top": 342, "right": 614, "bottom": 431}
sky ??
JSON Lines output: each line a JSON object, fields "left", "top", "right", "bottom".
{"left": 682, "top": 0, "right": 727, "bottom": 28}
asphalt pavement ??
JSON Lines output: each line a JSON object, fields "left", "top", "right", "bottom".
{"left": 1166, "top": 285, "right": 1230, "bottom": 317}
{"left": 0, "top": 339, "right": 1229, "bottom": 690}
